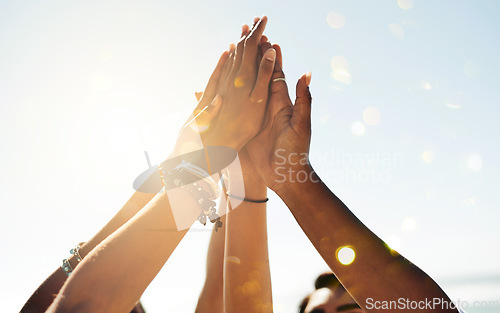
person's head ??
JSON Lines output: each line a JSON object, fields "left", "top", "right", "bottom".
{"left": 299, "top": 273, "right": 363, "bottom": 313}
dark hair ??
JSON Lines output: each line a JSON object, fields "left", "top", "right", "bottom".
{"left": 314, "top": 272, "right": 341, "bottom": 290}
{"left": 298, "top": 272, "right": 342, "bottom": 313}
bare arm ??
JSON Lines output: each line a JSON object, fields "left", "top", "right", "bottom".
{"left": 275, "top": 168, "right": 456, "bottom": 313}
{"left": 196, "top": 25, "right": 274, "bottom": 309}
{"left": 195, "top": 208, "right": 226, "bottom": 313}
{"left": 21, "top": 178, "right": 161, "bottom": 313}
{"left": 47, "top": 190, "right": 193, "bottom": 313}
{"left": 21, "top": 45, "right": 232, "bottom": 313}
{"left": 224, "top": 149, "right": 272, "bottom": 313}
{"left": 45, "top": 16, "right": 275, "bottom": 313}
{"left": 195, "top": 151, "right": 272, "bottom": 313}
{"left": 247, "top": 42, "right": 458, "bottom": 313}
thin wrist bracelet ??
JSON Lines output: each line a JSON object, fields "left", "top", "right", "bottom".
{"left": 61, "top": 259, "right": 73, "bottom": 276}
{"left": 70, "top": 242, "right": 85, "bottom": 261}
{"left": 226, "top": 193, "right": 269, "bottom": 203}
{"left": 61, "top": 242, "right": 85, "bottom": 276}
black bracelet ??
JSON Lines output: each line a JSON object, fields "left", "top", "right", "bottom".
{"left": 226, "top": 193, "right": 269, "bottom": 203}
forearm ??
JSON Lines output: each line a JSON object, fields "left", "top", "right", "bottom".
{"left": 47, "top": 191, "right": 193, "bottom": 313}
{"left": 21, "top": 178, "right": 159, "bottom": 313}
{"left": 224, "top": 168, "right": 272, "bottom": 313}
{"left": 196, "top": 212, "right": 226, "bottom": 313}
{"left": 276, "top": 165, "right": 456, "bottom": 313}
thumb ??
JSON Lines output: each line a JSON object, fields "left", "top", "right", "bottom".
{"left": 195, "top": 91, "right": 203, "bottom": 102}
{"left": 291, "top": 72, "right": 312, "bottom": 131}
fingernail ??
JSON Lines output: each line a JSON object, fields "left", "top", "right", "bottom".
{"left": 265, "top": 48, "right": 276, "bottom": 61}
{"left": 211, "top": 94, "right": 222, "bottom": 106}
{"left": 306, "top": 72, "right": 312, "bottom": 86}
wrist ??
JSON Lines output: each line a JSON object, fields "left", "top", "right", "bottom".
{"left": 205, "top": 133, "right": 241, "bottom": 151}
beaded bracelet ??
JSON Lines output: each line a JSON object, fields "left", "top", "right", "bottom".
{"left": 159, "top": 160, "right": 223, "bottom": 231}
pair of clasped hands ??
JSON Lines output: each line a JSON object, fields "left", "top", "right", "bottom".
{"left": 174, "top": 16, "right": 313, "bottom": 194}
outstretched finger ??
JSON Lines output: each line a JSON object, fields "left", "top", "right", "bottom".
{"left": 239, "top": 16, "right": 268, "bottom": 81}
{"left": 218, "top": 43, "right": 236, "bottom": 94}
{"left": 291, "top": 73, "right": 313, "bottom": 132}
{"left": 273, "top": 44, "right": 283, "bottom": 69}
{"left": 249, "top": 48, "right": 276, "bottom": 103}
{"left": 260, "top": 36, "right": 273, "bottom": 56}
{"left": 198, "top": 50, "right": 229, "bottom": 108}
{"left": 229, "top": 22, "right": 253, "bottom": 84}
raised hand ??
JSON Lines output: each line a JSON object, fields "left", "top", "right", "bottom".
{"left": 174, "top": 17, "right": 276, "bottom": 159}
{"left": 246, "top": 39, "right": 313, "bottom": 192}
{"left": 205, "top": 16, "right": 277, "bottom": 151}
{"left": 170, "top": 49, "right": 230, "bottom": 157}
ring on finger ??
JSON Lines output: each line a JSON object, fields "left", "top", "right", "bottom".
{"left": 272, "top": 77, "right": 286, "bottom": 83}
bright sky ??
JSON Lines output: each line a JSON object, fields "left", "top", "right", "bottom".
{"left": 1, "top": 1, "right": 500, "bottom": 312}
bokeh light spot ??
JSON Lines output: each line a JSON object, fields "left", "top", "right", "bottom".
{"left": 330, "top": 55, "right": 352, "bottom": 84}
{"left": 420, "top": 80, "right": 432, "bottom": 90}
{"left": 363, "top": 106, "right": 381, "bottom": 126}
{"left": 331, "top": 55, "right": 349, "bottom": 71}
{"left": 327, "top": 11, "right": 346, "bottom": 29}
{"left": 422, "top": 151, "right": 434, "bottom": 163}
{"left": 401, "top": 217, "right": 417, "bottom": 233}
{"left": 467, "top": 154, "right": 482, "bottom": 171}
{"left": 426, "top": 189, "right": 437, "bottom": 200}
{"left": 242, "top": 281, "right": 260, "bottom": 295}
{"left": 351, "top": 122, "right": 366, "bottom": 136}
{"left": 337, "top": 246, "right": 355, "bottom": 265}
{"left": 446, "top": 101, "right": 462, "bottom": 109}
{"left": 234, "top": 76, "right": 245, "bottom": 88}
{"left": 388, "top": 23, "right": 404, "bottom": 39}
{"left": 331, "top": 70, "right": 352, "bottom": 84}
{"left": 464, "top": 60, "right": 479, "bottom": 79}
{"left": 397, "top": 0, "right": 414, "bottom": 10}
{"left": 320, "top": 114, "right": 330, "bottom": 124}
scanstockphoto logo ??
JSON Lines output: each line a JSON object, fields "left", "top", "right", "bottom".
{"left": 273, "top": 148, "right": 404, "bottom": 184}
{"left": 365, "top": 297, "right": 500, "bottom": 311}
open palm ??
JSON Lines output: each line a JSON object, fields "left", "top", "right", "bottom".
{"left": 246, "top": 43, "right": 313, "bottom": 192}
